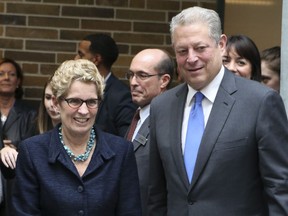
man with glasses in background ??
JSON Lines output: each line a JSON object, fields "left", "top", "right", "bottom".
{"left": 125, "top": 48, "right": 174, "bottom": 216}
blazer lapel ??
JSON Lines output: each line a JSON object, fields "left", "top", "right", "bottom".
{"left": 189, "top": 70, "right": 237, "bottom": 190}
{"left": 2, "top": 107, "right": 18, "bottom": 134}
{"left": 170, "top": 84, "right": 191, "bottom": 189}
{"left": 133, "top": 118, "right": 149, "bottom": 152}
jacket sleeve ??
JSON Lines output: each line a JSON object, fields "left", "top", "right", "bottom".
{"left": 147, "top": 102, "right": 167, "bottom": 216}
{"left": 257, "top": 90, "right": 288, "bottom": 214}
{"left": 116, "top": 141, "right": 142, "bottom": 216}
{"left": 11, "top": 139, "right": 41, "bottom": 215}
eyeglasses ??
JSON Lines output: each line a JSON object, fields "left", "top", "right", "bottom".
{"left": 64, "top": 98, "right": 101, "bottom": 109}
{"left": 125, "top": 71, "right": 159, "bottom": 81}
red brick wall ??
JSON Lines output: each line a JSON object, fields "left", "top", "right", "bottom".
{"left": 0, "top": 0, "right": 216, "bottom": 100}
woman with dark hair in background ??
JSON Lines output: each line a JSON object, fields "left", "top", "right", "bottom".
{"left": 37, "top": 77, "right": 61, "bottom": 134}
{"left": 222, "top": 34, "right": 261, "bottom": 81}
{"left": 0, "top": 58, "right": 37, "bottom": 215}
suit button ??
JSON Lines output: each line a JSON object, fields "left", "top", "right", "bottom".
{"left": 77, "top": 186, "right": 84, "bottom": 193}
{"left": 78, "top": 210, "right": 84, "bottom": 216}
{"left": 188, "top": 200, "right": 195, "bottom": 205}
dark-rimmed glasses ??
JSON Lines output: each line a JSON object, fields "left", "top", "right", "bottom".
{"left": 64, "top": 98, "right": 101, "bottom": 109}
{"left": 125, "top": 71, "right": 160, "bottom": 81}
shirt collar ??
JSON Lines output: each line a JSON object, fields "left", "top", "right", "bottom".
{"left": 139, "top": 105, "right": 150, "bottom": 123}
{"left": 186, "top": 65, "right": 225, "bottom": 105}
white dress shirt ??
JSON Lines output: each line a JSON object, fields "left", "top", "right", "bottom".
{"left": 132, "top": 105, "right": 150, "bottom": 141}
{"left": 181, "top": 66, "right": 225, "bottom": 153}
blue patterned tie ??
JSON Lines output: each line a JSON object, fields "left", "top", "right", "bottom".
{"left": 184, "top": 92, "right": 204, "bottom": 183}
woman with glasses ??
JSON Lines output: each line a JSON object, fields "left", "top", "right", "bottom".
{"left": 12, "top": 59, "right": 141, "bottom": 216}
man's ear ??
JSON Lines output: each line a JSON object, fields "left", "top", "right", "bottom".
{"left": 219, "top": 34, "right": 227, "bottom": 51}
{"left": 91, "top": 54, "right": 102, "bottom": 66}
{"left": 160, "top": 74, "right": 171, "bottom": 90}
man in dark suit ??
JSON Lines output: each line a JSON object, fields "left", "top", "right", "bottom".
{"left": 75, "top": 33, "right": 137, "bottom": 136}
{"left": 126, "top": 48, "right": 174, "bottom": 215}
{"left": 147, "top": 6, "right": 288, "bottom": 216}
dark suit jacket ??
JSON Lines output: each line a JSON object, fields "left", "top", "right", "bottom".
{"left": 147, "top": 70, "right": 288, "bottom": 216}
{"left": 95, "top": 73, "right": 137, "bottom": 137}
{"left": 0, "top": 99, "right": 37, "bottom": 216}
{"left": 131, "top": 118, "right": 150, "bottom": 216}
{"left": 12, "top": 125, "right": 142, "bottom": 216}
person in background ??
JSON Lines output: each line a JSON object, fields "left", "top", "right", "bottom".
{"left": 147, "top": 6, "right": 288, "bottom": 215}
{"left": 222, "top": 34, "right": 261, "bottom": 81}
{"left": 261, "top": 46, "right": 280, "bottom": 92}
{"left": 37, "top": 77, "right": 61, "bottom": 134}
{"left": 12, "top": 59, "right": 141, "bottom": 215}
{"left": 75, "top": 33, "right": 137, "bottom": 137}
{"left": 125, "top": 48, "right": 174, "bottom": 215}
{"left": 0, "top": 58, "right": 37, "bottom": 216}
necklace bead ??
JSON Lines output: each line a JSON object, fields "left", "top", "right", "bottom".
{"left": 59, "top": 126, "right": 96, "bottom": 162}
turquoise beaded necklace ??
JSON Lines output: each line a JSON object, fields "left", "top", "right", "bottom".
{"left": 58, "top": 126, "right": 96, "bottom": 162}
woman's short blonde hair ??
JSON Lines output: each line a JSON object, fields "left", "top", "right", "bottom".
{"left": 50, "top": 59, "right": 104, "bottom": 101}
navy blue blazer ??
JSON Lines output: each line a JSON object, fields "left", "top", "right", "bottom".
{"left": 12, "top": 125, "right": 142, "bottom": 216}
{"left": 95, "top": 73, "right": 137, "bottom": 137}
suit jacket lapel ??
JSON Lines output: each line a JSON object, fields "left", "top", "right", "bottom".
{"left": 2, "top": 106, "right": 18, "bottom": 134}
{"left": 190, "top": 70, "right": 237, "bottom": 191}
{"left": 170, "top": 84, "right": 191, "bottom": 189}
{"left": 133, "top": 118, "right": 149, "bottom": 152}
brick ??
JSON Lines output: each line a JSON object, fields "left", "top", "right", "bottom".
{"left": 114, "top": 55, "right": 133, "bottom": 67}
{"left": 131, "top": 45, "right": 173, "bottom": 55}
{"left": 82, "top": 20, "right": 131, "bottom": 31}
{"left": 0, "top": 38, "right": 23, "bottom": 49}
{"left": 130, "top": 0, "right": 145, "bottom": 8}
{"left": 114, "top": 33, "right": 164, "bottom": 45}
{"left": 165, "top": 34, "right": 172, "bottom": 45}
{"left": 44, "top": 0, "right": 76, "bottom": 3}
{"left": 0, "top": 3, "right": 4, "bottom": 12}
{"left": 147, "top": 0, "right": 180, "bottom": 11}
{"left": 26, "top": 40, "right": 76, "bottom": 52}
{"left": 134, "top": 22, "right": 169, "bottom": 33}
{"left": 24, "top": 87, "right": 44, "bottom": 98}
{"left": 57, "top": 53, "right": 76, "bottom": 63}
{"left": 79, "top": 0, "right": 94, "bottom": 4}
{"left": 5, "top": 51, "right": 55, "bottom": 63}
{"left": 22, "top": 63, "right": 39, "bottom": 74}
{"left": 0, "top": 14, "right": 26, "bottom": 25}
{"left": 116, "top": 9, "right": 166, "bottom": 22}
{"left": 97, "top": 0, "right": 128, "bottom": 7}
{"left": 7, "top": 3, "right": 60, "bottom": 16}
{"left": 182, "top": 2, "right": 198, "bottom": 10}
{"left": 200, "top": 2, "right": 217, "bottom": 11}
{"left": 117, "top": 44, "right": 129, "bottom": 54}
{"left": 29, "top": 17, "right": 79, "bottom": 28}
{"left": 23, "top": 75, "right": 50, "bottom": 87}
{"left": 168, "top": 11, "right": 179, "bottom": 23}
{"left": 40, "top": 64, "right": 59, "bottom": 75}
{"left": 113, "top": 67, "right": 129, "bottom": 78}
{"left": 6, "top": 27, "right": 58, "bottom": 39}
{"left": 62, "top": 6, "right": 114, "bottom": 18}
{"left": 60, "top": 30, "right": 111, "bottom": 41}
